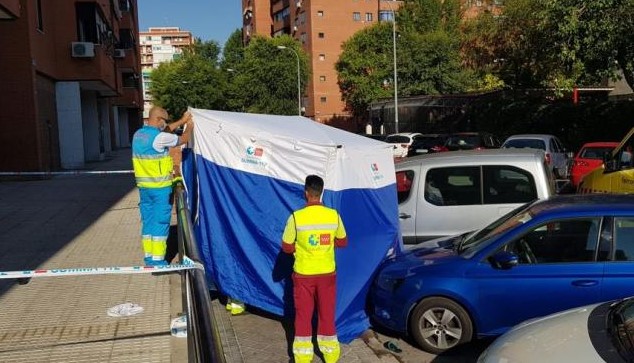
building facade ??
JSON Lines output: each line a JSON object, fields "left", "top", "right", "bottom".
{"left": 139, "top": 27, "right": 193, "bottom": 119}
{"left": 241, "top": 0, "right": 503, "bottom": 129}
{"left": 0, "top": 0, "right": 142, "bottom": 172}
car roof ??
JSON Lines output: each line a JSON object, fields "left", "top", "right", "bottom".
{"left": 504, "top": 134, "right": 556, "bottom": 140}
{"left": 387, "top": 132, "right": 422, "bottom": 137}
{"left": 395, "top": 148, "right": 545, "bottom": 168}
{"left": 531, "top": 194, "right": 634, "bottom": 216}
{"left": 580, "top": 141, "right": 620, "bottom": 148}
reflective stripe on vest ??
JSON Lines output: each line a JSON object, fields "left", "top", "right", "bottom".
{"left": 293, "top": 205, "right": 340, "bottom": 275}
{"left": 132, "top": 126, "right": 173, "bottom": 189}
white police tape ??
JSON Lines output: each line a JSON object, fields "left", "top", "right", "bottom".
{"left": 0, "top": 256, "right": 204, "bottom": 280}
{"left": 0, "top": 170, "right": 134, "bottom": 176}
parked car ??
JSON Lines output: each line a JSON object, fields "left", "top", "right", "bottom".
{"left": 569, "top": 142, "right": 619, "bottom": 188}
{"left": 501, "top": 134, "right": 570, "bottom": 179}
{"left": 396, "top": 149, "right": 555, "bottom": 244}
{"left": 406, "top": 134, "right": 449, "bottom": 157}
{"left": 478, "top": 296, "right": 634, "bottom": 363}
{"left": 387, "top": 132, "right": 423, "bottom": 158}
{"left": 579, "top": 127, "right": 634, "bottom": 194}
{"left": 444, "top": 132, "right": 502, "bottom": 151}
{"left": 370, "top": 194, "right": 634, "bottom": 354}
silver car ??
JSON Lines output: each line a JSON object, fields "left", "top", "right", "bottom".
{"left": 478, "top": 297, "right": 634, "bottom": 363}
{"left": 502, "top": 134, "right": 570, "bottom": 179}
{"left": 396, "top": 149, "right": 555, "bottom": 244}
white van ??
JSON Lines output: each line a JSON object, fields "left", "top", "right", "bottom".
{"left": 396, "top": 149, "right": 555, "bottom": 244}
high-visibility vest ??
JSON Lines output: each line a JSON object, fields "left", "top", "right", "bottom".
{"left": 293, "top": 205, "right": 342, "bottom": 275}
{"left": 132, "top": 126, "right": 174, "bottom": 189}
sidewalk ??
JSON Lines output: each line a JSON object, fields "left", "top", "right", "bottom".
{"left": 0, "top": 149, "right": 186, "bottom": 362}
{"left": 0, "top": 149, "right": 399, "bottom": 363}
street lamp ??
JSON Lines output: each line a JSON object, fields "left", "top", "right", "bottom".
{"left": 276, "top": 45, "right": 302, "bottom": 116}
{"left": 383, "top": 0, "right": 399, "bottom": 133}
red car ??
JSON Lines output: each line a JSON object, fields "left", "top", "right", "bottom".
{"left": 570, "top": 141, "right": 619, "bottom": 187}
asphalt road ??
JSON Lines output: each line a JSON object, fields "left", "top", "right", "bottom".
{"left": 372, "top": 328, "right": 495, "bottom": 363}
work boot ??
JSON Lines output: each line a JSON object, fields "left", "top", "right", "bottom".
{"left": 293, "top": 337, "right": 314, "bottom": 363}
{"left": 318, "top": 337, "right": 341, "bottom": 363}
{"left": 143, "top": 256, "right": 153, "bottom": 266}
{"left": 230, "top": 301, "right": 246, "bottom": 315}
{"left": 148, "top": 259, "right": 168, "bottom": 266}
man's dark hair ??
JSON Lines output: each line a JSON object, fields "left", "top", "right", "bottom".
{"left": 305, "top": 175, "right": 324, "bottom": 198}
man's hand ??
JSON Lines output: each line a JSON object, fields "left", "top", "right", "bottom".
{"left": 167, "top": 111, "right": 192, "bottom": 132}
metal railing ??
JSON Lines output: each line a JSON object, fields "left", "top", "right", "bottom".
{"left": 175, "top": 183, "right": 226, "bottom": 363}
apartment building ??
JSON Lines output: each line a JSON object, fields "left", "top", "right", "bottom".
{"left": 242, "top": 0, "right": 501, "bottom": 128}
{"left": 0, "top": 0, "right": 142, "bottom": 172}
{"left": 139, "top": 27, "right": 193, "bottom": 119}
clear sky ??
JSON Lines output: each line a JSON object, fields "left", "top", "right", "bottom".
{"left": 138, "top": 0, "right": 242, "bottom": 46}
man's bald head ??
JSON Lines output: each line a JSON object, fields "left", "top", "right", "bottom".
{"left": 148, "top": 106, "right": 169, "bottom": 129}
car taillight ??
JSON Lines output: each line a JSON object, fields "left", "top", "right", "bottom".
{"left": 545, "top": 153, "right": 551, "bottom": 165}
{"left": 402, "top": 144, "right": 409, "bottom": 149}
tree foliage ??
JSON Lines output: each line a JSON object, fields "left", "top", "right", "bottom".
{"left": 336, "top": 0, "right": 474, "bottom": 117}
{"left": 149, "top": 46, "right": 226, "bottom": 117}
{"left": 464, "top": 0, "right": 634, "bottom": 92}
{"left": 230, "top": 35, "right": 310, "bottom": 115}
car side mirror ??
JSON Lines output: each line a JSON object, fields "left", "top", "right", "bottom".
{"left": 490, "top": 251, "right": 519, "bottom": 270}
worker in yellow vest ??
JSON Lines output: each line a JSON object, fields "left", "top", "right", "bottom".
{"left": 132, "top": 106, "right": 193, "bottom": 266}
{"left": 282, "top": 175, "right": 348, "bottom": 363}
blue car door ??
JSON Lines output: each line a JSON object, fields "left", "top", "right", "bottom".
{"left": 602, "top": 216, "right": 634, "bottom": 301}
{"left": 466, "top": 217, "right": 604, "bottom": 336}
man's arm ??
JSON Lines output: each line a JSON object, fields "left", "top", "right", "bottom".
{"left": 281, "top": 214, "right": 297, "bottom": 254}
{"left": 166, "top": 111, "right": 192, "bottom": 133}
{"left": 176, "top": 121, "right": 194, "bottom": 146}
{"left": 334, "top": 214, "right": 348, "bottom": 248}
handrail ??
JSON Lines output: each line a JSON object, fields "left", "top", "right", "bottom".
{"left": 174, "top": 183, "right": 226, "bottom": 363}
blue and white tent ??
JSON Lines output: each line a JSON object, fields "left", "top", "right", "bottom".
{"left": 182, "top": 108, "right": 400, "bottom": 343}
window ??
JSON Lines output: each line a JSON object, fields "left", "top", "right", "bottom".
{"left": 319, "top": 76, "right": 326, "bottom": 82}
{"left": 483, "top": 166, "right": 537, "bottom": 204}
{"left": 318, "top": 32, "right": 324, "bottom": 38}
{"left": 317, "top": 10, "right": 324, "bottom": 17}
{"left": 353, "top": 12, "right": 361, "bottom": 21}
{"left": 273, "top": 7, "right": 291, "bottom": 22}
{"left": 319, "top": 54, "right": 325, "bottom": 61}
{"left": 76, "top": 2, "right": 112, "bottom": 45}
{"left": 35, "top": 0, "right": 43, "bottom": 31}
{"left": 320, "top": 96, "right": 327, "bottom": 103}
{"left": 614, "top": 218, "right": 634, "bottom": 261}
{"left": 300, "top": 32, "right": 307, "bottom": 44}
{"left": 122, "top": 72, "right": 139, "bottom": 88}
{"left": 365, "top": 13, "right": 374, "bottom": 22}
{"left": 118, "top": 28, "right": 136, "bottom": 49}
{"left": 379, "top": 10, "right": 394, "bottom": 22}
{"left": 500, "top": 218, "right": 601, "bottom": 264}
{"left": 425, "top": 167, "right": 481, "bottom": 206}
{"left": 396, "top": 170, "right": 414, "bottom": 204}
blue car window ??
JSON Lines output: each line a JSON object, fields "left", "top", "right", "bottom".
{"left": 613, "top": 218, "right": 634, "bottom": 261}
{"left": 505, "top": 218, "right": 601, "bottom": 264}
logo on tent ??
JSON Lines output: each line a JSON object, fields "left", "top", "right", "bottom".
{"left": 246, "top": 146, "right": 264, "bottom": 157}
{"left": 241, "top": 146, "right": 267, "bottom": 168}
{"left": 371, "top": 163, "right": 384, "bottom": 181}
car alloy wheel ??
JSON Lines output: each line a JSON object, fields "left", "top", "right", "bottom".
{"left": 409, "top": 297, "right": 473, "bottom": 354}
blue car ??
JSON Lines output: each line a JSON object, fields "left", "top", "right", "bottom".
{"left": 370, "top": 194, "right": 634, "bottom": 354}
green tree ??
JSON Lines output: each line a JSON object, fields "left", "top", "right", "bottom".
{"left": 231, "top": 35, "right": 309, "bottom": 115}
{"left": 149, "top": 51, "right": 226, "bottom": 117}
{"left": 190, "top": 38, "right": 221, "bottom": 63}
{"left": 336, "top": 1, "right": 474, "bottom": 117}
{"left": 221, "top": 29, "right": 247, "bottom": 111}
{"left": 336, "top": 23, "right": 394, "bottom": 118}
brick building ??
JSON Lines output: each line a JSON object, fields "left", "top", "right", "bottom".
{"left": 139, "top": 27, "right": 193, "bottom": 119}
{"left": 0, "top": 0, "right": 142, "bottom": 172}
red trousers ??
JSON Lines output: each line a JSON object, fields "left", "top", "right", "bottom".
{"left": 293, "top": 273, "right": 337, "bottom": 337}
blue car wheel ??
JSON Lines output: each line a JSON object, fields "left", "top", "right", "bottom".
{"left": 409, "top": 297, "right": 473, "bottom": 354}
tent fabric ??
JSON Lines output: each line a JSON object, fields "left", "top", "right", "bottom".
{"left": 182, "top": 108, "right": 401, "bottom": 343}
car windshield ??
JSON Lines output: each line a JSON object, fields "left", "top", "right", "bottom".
{"left": 503, "top": 139, "right": 547, "bottom": 150}
{"left": 446, "top": 135, "right": 480, "bottom": 149}
{"left": 580, "top": 146, "right": 614, "bottom": 159}
{"left": 387, "top": 135, "right": 410, "bottom": 143}
{"left": 415, "top": 136, "right": 445, "bottom": 147}
{"left": 457, "top": 203, "right": 534, "bottom": 254}
{"left": 608, "top": 298, "right": 634, "bottom": 361}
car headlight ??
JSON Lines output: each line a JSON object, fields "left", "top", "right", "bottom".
{"left": 375, "top": 275, "right": 405, "bottom": 292}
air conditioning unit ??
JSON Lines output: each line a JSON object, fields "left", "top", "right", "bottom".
{"left": 296, "top": 0, "right": 302, "bottom": 7}
{"left": 71, "top": 42, "right": 95, "bottom": 58}
{"left": 293, "top": 25, "right": 298, "bottom": 32}
{"left": 114, "top": 49, "right": 125, "bottom": 58}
